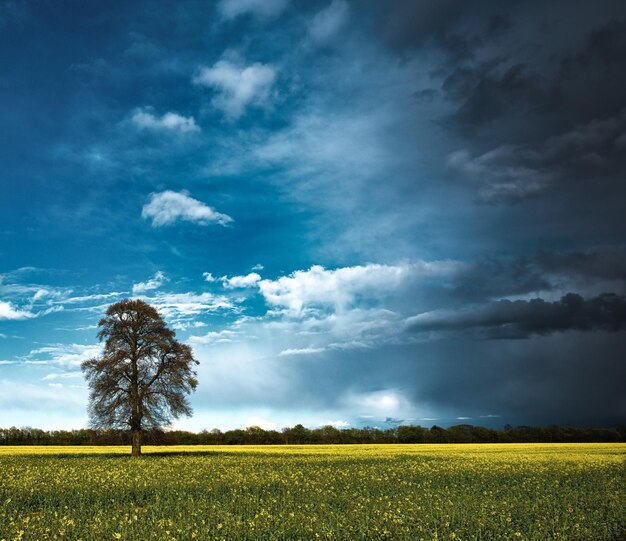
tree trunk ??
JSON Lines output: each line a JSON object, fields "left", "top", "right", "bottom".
{"left": 131, "top": 429, "right": 142, "bottom": 458}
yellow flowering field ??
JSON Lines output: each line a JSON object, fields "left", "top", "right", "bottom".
{"left": 0, "top": 443, "right": 624, "bottom": 540}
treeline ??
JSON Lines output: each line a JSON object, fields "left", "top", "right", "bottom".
{"left": 1, "top": 424, "right": 625, "bottom": 446}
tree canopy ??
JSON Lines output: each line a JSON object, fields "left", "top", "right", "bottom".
{"left": 81, "top": 299, "right": 198, "bottom": 457}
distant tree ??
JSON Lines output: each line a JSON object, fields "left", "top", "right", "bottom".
{"left": 208, "top": 428, "right": 224, "bottom": 445}
{"left": 245, "top": 426, "right": 266, "bottom": 444}
{"left": 81, "top": 299, "right": 198, "bottom": 457}
{"left": 429, "top": 425, "right": 449, "bottom": 443}
{"left": 317, "top": 424, "right": 341, "bottom": 444}
{"left": 397, "top": 425, "right": 427, "bottom": 443}
{"left": 282, "top": 424, "right": 310, "bottom": 444}
{"left": 225, "top": 428, "right": 246, "bottom": 445}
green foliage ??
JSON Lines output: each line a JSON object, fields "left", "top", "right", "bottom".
{"left": 1, "top": 424, "right": 625, "bottom": 446}
{"left": 0, "top": 444, "right": 624, "bottom": 540}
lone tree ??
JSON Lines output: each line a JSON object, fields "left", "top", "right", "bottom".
{"left": 81, "top": 299, "right": 198, "bottom": 457}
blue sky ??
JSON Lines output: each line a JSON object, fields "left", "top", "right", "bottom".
{"left": 1, "top": 0, "right": 625, "bottom": 431}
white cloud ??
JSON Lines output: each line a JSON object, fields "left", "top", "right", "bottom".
{"left": 132, "top": 271, "right": 167, "bottom": 294}
{"left": 32, "top": 288, "right": 52, "bottom": 301}
{"left": 203, "top": 272, "right": 217, "bottom": 282}
{"left": 149, "top": 292, "right": 235, "bottom": 321}
{"left": 188, "top": 305, "right": 403, "bottom": 368}
{"left": 245, "top": 416, "right": 277, "bottom": 430}
{"left": 258, "top": 262, "right": 460, "bottom": 315}
{"left": 279, "top": 347, "right": 326, "bottom": 356}
{"left": 40, "top": 305, "right": 65, "bottom": 317}
{"left": 217, "top": 0, "right": 288, "bottom": 21}
{"left": 0, "top": 300, "right": 34, "bottom": 320}
{"left": 447, "top": 147, "right": 552, "bottom": 203}
{"left": 221, "top": 272, "right": 261, "bottom": 289}
{"left": 42, "top": 371, "right": 83, "bottom": 381}
{"left": 251, "top": 263, "right": 264, "bottom": 271}
{"left": 131, "top": 108, "right": 200, "bottom": 134}
{"left": 189, "top": 260, "right": 464, "bottom": 357}
{"left": 172, "top": 320, "right": 207, "bottom": 331}
{"left": 57, "top": 292, "right": 125, "bottom": 305}
{"left": 307, "top": 0, "right": 349, "bottom": 46}
{"left": 264, "top": 307, "right": 404, "bottom": 351}
{"left": 27, "top": 343, "right": 102, "bottom": 368}
{"left": 194, "top": 60, "right": 276, "bottom": 119}
{"left": 342, "top": 389, "right": 413, "bottom": 419}
{"left": 325, "top": 419, "right": 349, "bottom": 428}
{"left": 142, "top": 190, "right": 233, "bottom": 227}
{"left": 188, "top": 329, "right": 239, "bottom": 346}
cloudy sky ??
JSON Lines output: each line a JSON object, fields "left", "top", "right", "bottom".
{"left": 1, "top": 0, "right": 625, "bottom": 431}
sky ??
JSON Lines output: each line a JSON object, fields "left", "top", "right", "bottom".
{"left": 1, "top": 0, "right": 625, "bottom": 432}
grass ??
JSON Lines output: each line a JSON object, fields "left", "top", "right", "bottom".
{"left": 0, "top": 443, "right": 624, "bottom": 540}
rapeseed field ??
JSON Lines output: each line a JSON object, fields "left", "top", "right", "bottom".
{"left": 0, "top": 444, "right": 624, "bottom": 540}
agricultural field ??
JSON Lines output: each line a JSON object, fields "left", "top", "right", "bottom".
{"left": 0, "top": 444, "right": 624, "bottom": 541}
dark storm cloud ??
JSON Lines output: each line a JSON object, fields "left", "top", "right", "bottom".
{"left": 199, "top": 332, "right": 626, "bottom": 428}
{"left": 382, "top": 0, "right": 466, "bottom": 53}
{"left": 446, "top": 107, "right": 626, "bottom": 203}
{"left": 534, "top": 246, "right": 626, "bottom": 282}
{"left": 449, "top": 257, "right": 550, "bottom": 303}
{"left": 409, "top": 247, "right": 626, "bottom": 310}
{"left": 407, "top": 293, "right": 626, "bottom": 339}
{"left": 374, "top": 1, "right": 626, "bottom": 207}
{"left": 545, "top": 15, "right": 626, "bottom": 129}
{"left": 443, "top": 62, "right": 559, "bottom": 132}
{"left": 379, "top": 0, "right": 507, "bottom": 61}
{"left": 405, "top": 332, "right": 626, "bottom": 427}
